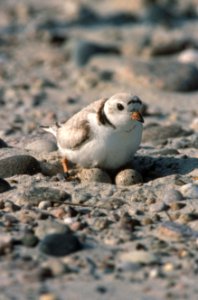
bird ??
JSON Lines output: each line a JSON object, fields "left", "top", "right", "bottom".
{"left": 42, "top": 93, "right": 144, "bottom": 172}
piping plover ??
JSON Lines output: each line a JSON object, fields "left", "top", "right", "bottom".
{"left": 42, "top": 93, "right": 144, "bottom": 172}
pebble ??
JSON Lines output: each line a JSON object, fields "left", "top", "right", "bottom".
{"left": 0, "top": 138, "right": 8, "bottom": 148}
{"left": 142, "top": 217, "right": 154, "bottom": 225}
{"left": 178, "top": 213, "right": 197, "bottom": 224}
{"left": 39, "top": 231, "right": 82, "bottom": 256}
{"left": 190, "top": 118, "right": 198, "bottom": 131}
{"left": 169, "top": 202, "right": 186, "bottom": 211}
{"left": 0, "top": 178, "right": 11, "bottom": 193}
{"left": 38, "top": 200, "right": 52, "bottom": 210}
{"left": 73, "top": 39, "right": 120, "bottom": 66}
{"left": 158, "top": 221, "right": 198, "bottom": 240}
{"left": 39, "top": 293, "right": 58, "bottom": 300}
{"left": 115, "top": 169, "right": 143, "bottom": 186}
{"left": 130, "top": 60, "right": 198, "bottom": 92}
{"left": 50, "top": 207, "right": 66, "bottom": 219}
{"left": 20, "top": 186, "right": 70, "bottom": 206}
{"left": 35, "top": 219, "right": 71, "bottom": 239}
{"left": 178, "top": 49, "right": 198, "bottom": 64}
{"left": 163, "top": 189, "right": 184, "bottom": 204}
{"left": 41, "top": 259, "right": 66, "bottom": 276}
{"left": 119, "top": 250, "right": 158, "bottom": 265}
{"left": 0, "top": 155, "right": 41, "bottom": 178}
{"left": 22, "top": 232, "right": 39, "bottom": 247}
{"left": 118, "top": 213, "right": 141, "bottom": 230}
{"left": 149, "top": 202, "right": 169, "bottom": 213}
{"left": 25, "top": 139, "right": 57, "bottom": 153}
{"left": 142, "top": 124, "right": 191, "bottom": 143}
{"left": 180, "top": 183, "right": 198, "bottom": 198}
{"left": 79, "top": 168, "right": 112, "bottom": 184}
{"left": 163, "top": 262, "right": 175, "bottom": 273}
{"left": 0, "top": 234, "right": 13, "bottom": 255}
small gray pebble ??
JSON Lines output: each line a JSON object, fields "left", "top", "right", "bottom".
{"left": 0, "top": 155, "right": 41, "bottom": 178}
{"left": 25, "top": 139, "right": 57, "bottom": 153}
{"left": 79, "top": 168, "right": 112, "bottom": 184}
{"left": 115, "top": 169, "right": 143, "bottom": 186}
{"left": 72, "top": 191, "right": 92, "bottom": 204}
{"left": 35, "top": 219, "right": 70, "bottom": 239}
{"left": 180, "top": 183, "right": 198, "bottom": 198}
{"left": 149, "top": 202, "right": 169, "bottom": 213}
{"left": 38, "top": 200, "right": 52, "bottom": 210}
{"left": 163, "top": 189, "right": 184, "bottom": 204}
{"left": 22, "top": 233, "right": 39, "bottom": 247}
{"left": 21, "top": 186, "right": 70, "bottom": 206}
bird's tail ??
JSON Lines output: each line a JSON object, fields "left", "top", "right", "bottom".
{"left": 40, "top": 122, "right": 60, "bottom": 138}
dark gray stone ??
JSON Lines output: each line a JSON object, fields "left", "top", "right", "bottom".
{"left": 0, "top": 155, "right": 41, "bottom": 178}
{"left": 0, "top": 138, "right": 8, "bottom": 148}
{"left": 0, "top": 178, "right": 11, "bottom": 193}
{"left": 21, "top": 186, "right": 71, "bottom": 206}
{"left": 73, "top": 40, "right": 120, "bottom": 66}
{"left": 39, "top": 231, "right": 82, "bottom": 256}
{"left": 131, "top": 60, "right": 198, "bottom": 91}
{"left": 142, "top": 124, "right": 191, "bottom": 143}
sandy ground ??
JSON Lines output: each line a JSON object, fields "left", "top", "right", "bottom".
{"left": 0, "top": 0, "right": 198, "bottom": 299}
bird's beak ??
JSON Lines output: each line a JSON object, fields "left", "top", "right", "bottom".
{"left": 131, "top": 111, "right": 144, "bottom": 123}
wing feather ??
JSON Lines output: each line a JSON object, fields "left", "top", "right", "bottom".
{"left": 57, "top": 98, "right": 106, "bottom": 150}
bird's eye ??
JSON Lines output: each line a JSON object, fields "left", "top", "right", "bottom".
{"left": 117, "top": 103, "right": 124, "bottom": 111}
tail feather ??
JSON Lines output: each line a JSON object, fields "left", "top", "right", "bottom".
{"left": 40, "top": 122, "right": 60, "bottom": 138}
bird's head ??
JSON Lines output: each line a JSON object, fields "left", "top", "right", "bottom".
{"left": 104, "top": 93, "right": 144, "bottom": 130}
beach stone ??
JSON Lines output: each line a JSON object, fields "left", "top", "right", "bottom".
{"left": 22, "top": 232, "right": 39, "bottom": 247}
{"left": 39, "top": 293, "right": 58, "bottom": 300}
{"left": 142, "top": 124, "right": 191, "bottom": 143}
{"left": 0, "top": 138, "right": 8, "bottom": 148}
{"left": 163, "top": 189, "right": 184, "bottom": 204}
{"left": 115, "top": 169, "right": 143, "bottom": 186}
{"left": 119, "top": 250, "right": 158, "bottom": 265}
{"left": 0, "top": 155, "right": 41, "bottom": 178}
{"left": 20, "top": 186, "right": 70, "bottom": 206}
{"left": 0, "top": 178, "right": 11, "bottom": 193}
{"left": 178, "top": 49, "right": 198, "bottom": 64}
{"left": 190, "top": 118, "right": 198, "bottom": 131}
{"left": 0, "top": 234, "right": 13, "bottom": 255}
{"left": 38, "top": 200, "right": 52, "bottom": 210}
{"left": 25, "top": 139, "right": 57, "bottom": 153}
{"left": 79, "top": 168, "right": 112, "bottom": 184}
{"left": 42, "top": 259, "right": 66, "bottom": 276}
{"left": 149, "top": 202, "right": 169, "bottom": 213}
{"left": 35, "top": 219, "right": 71, "bottom": 239}
{"left": 39, "top": 230, "right": 82, "bottom": 256}
{"left": 158, "top": 221, "right": 198, "bottom": 240}
{"left": 180, "top": 184, "right": 198, "bottom": 198}
{"left": 73, "top": 40, "right": 120, "bottom": 66}
{"left": 130, "top": 60, "right": 198, "bottom": 91}
{"left": 150, "top": 35, "right": 190, "bottom": 56}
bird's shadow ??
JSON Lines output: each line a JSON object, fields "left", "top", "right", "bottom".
{"left": 131, "top": 155, "right": 198, "bottom": 182}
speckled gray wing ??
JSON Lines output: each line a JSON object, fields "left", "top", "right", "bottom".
{"left": 57, "top": 98, "right": 107, "bottom": 150}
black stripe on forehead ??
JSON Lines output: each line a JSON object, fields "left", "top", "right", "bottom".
{"left": 128, "top": 96, "right": 142, "bottom": 105}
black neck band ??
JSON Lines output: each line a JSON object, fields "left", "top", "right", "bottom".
{"left": 98, "top": 102, "right": 116, "bottom": 129}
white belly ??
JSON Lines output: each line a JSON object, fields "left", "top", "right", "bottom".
{"left": 59, "top": 124, "right": 142, "bottom": 170}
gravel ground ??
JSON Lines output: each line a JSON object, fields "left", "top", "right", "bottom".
{"left": 0, "top": 0, "right": 198, "bottom": 299}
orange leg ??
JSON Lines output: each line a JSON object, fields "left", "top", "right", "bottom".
{"left": 61, "top": 158, "right": 69, "bottom": 173}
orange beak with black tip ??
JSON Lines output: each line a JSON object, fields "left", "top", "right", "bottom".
{"left": 131, "top": 111, "right": 144, "bottom": 123}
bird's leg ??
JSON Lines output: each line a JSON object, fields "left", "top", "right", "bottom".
{"left": 61, "top": 158, "right": 69, "bottom": 173}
